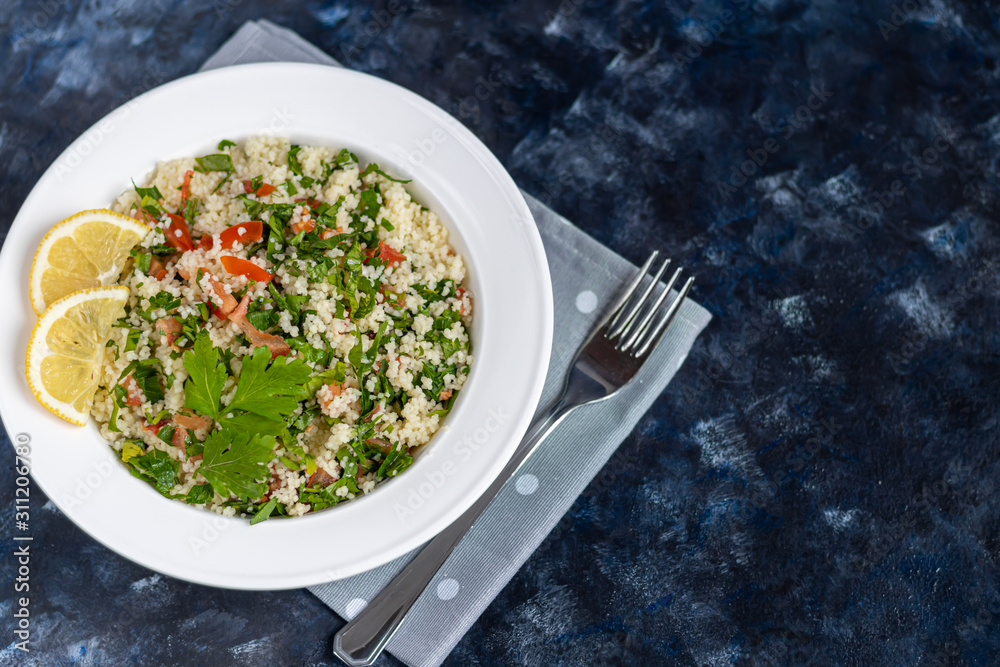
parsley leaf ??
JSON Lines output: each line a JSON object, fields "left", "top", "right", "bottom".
{"left": 360, "top": 162, "right": 412, "bottom": 183}
{"left": 127, "top": 449, "right": 179, "bottom": 496}
{"left": 198, "top": 429, "right": 275, "bottom": 501}
{"left": 195, "top": 153, "right": 235, "bottom": 173}
{"left": 226, "top": 346, "right": 312, "bottom": 421}
{"left": 250, "top": 497, "right": 278, "bottom": 525}
{"left": 182, "top": 333, "right": 228, "bottom": 420}
{"left": 132, "top": 181, "right": 163, "bottom": 201}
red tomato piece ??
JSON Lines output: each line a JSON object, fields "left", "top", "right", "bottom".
{"left": 164, "top": 213, "right": 195, "bottom": 252}
{"left": 219, "top": 220, "right": 263, "bottom": 250}
{"left": 220, "top": 255, "right": 272, "bottom": 282}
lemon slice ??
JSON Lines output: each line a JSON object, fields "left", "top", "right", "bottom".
{"left": 29, "top": 209, "right": 149, "bottom": 314}
{"left": 26, "top": 286, "right": 130, "bottom": 426}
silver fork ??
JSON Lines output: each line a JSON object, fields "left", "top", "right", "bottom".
{"left": 333, "top": 251, "right": 694, "bottom": 666}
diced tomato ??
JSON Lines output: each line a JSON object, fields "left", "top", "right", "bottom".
{"left": 365, "top": 241, "right": 405, "bottom": 266}
{"left": 171, "top": 425, "right": 188, "bottom": 450}
{"left": 155, "top": 316, "right": 182, "bottom": 349}
{"left": 219, "top": 220, "right": 263, "bottom": 250}
{"left": 308, "top": 467, "right": 337, "bottom": 488}
{"left": 149, "top": 255, "right": 168, "bottom": 281}
{"left": 228, "top": 293, "right": 290, "bottom": 358}
{"left": 174, "top": 412, "right": 210, "bottom": 430}
{"left": 133, "top": 207, "right": 155, "bottom": 226}
{"left": 291, "top": 217, "right": 316, "bottom": 234}
{"left": 142, "top": 416, "right": 170, "bottom": 435}
{"left": 244, "top": 179, "right": 276, "bottom": 197}
{"left": 205, "top": 272, "right": 239, "bottom": 316}
{"left": 121, "top": 375, "right": 144, "bottom": 406}
{"left": 379, "top": 242, "right": 406, "bottom": 265}
{"left": 164, "top": 213, "right": 196, "bottom": 252}
{"left": 180, "top": 169, "right": 194, "bottom": 207}
{"left": 197, "top": 235, "right": 213, "bottom": 251}
{"left": 295, "top": 197, "right": 323, "bottom": 209}
{"left": 220, "top": 255, "right": 272, "bottom": 282}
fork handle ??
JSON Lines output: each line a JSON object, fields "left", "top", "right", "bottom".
{"left": 332, "top": 397, "right": 580, "bottom": 667}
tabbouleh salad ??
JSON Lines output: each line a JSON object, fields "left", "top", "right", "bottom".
{"left": 93, "top": 136, "right": 473, "bottom": 523}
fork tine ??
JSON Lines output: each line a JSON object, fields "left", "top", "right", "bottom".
{"left": 619, "top": 267, "right": 682, "bottom": 352}
{"left": 606, "top": 251, "right": 659, "bottom": 333}
{"left": 633, "top": 276, "right": 695, "bottom": 357}
{"left": 608, "top": 255, "right": 670, "bottom": 340}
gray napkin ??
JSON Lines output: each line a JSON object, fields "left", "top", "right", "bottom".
{"left": 202, "top": 20, "right": 712, "bottom": 667}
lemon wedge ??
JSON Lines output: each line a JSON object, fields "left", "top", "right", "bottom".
{"left": 25, "top": 286, "right": 130, "bottom": 426}
{"left": 29, "top": 209, "right": 149, "bottom": 314}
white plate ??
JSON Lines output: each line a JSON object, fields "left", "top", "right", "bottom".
{"left": 0, "top": 63, "right": 552, "bottom": 589}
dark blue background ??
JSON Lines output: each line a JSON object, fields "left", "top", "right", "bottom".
{"left": 2, "top": 1, "right": 999, "bottom": 665}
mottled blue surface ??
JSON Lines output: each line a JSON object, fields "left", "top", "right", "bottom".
{"left": 2, "top": 1, "right": 999, "bottom": 665}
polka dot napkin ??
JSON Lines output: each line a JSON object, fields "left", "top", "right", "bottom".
{"left": 202, "top": 20, "right": 712, "bottom": 667}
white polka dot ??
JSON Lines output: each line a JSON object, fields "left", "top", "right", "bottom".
{"left": 575, "top": 290, "right": 598, "bottom": 313}
{"left": 345, "top": 598, "right": 367, "bottom": 619}
{"left": 437, "top": 578, "right": 460, "bottom": 600}
{"left": 516, "top": 474, "right": 539, "bottom": 495}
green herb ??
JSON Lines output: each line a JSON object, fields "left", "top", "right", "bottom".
{"left": 333, "top": 148, "right": 357, "bottom": 167}
{"left": 287, "top": 145, "right": 305, "bottom": 175}
{"left": 250, "top": 497, "right": 278, "bottom": 525}
{"left": 380, "top": 218, "right": 395, "bottom": 231}
{"left": 296, "top": 361, "right": 347, "bottom": 401}
{"left": 182, "top": 333, "right": 228, "bottom": 420}
{"left": 116, "top": 359, "right": 165, "bottom": 404}
{"left": 360, "top": 162, "right": 412, "bottom": 183}
{"left": 217, "top": 139, "right": 236, "bottom": 150}
{"left": 132, "top": 181, "right": 163, "bottom": 201}
{"left": 195, "top": 153, "right": 235, "bottom": 173}
{"left": 134, "top": 251, "right": 153, "bottom": 275}
{"left": 141, "top": 291, "right": 181, "bottom": 321}
{"left": 184, "top": 483, "right": 214, "bottom": 505}
{"left": 183, "top": 196, "right": 199, "bottom": 224}
{"left": 124, "top": 328, "right": 141, "bottom": 353}
{"left": 245, "top": 310, "right": 280, "bottom": 332}
{"left": 226, "top": 346, "right": 312, "bottom": 421}
{"left": 377, "top": 443, "right": 413, "bottom": 478}
{"left": 413, "top": 279, "right": 456, "bottom": 303}
{"left": 127, "top": 449, "right": 179, "bottom": 496}
{"left": 198, "top": 429, "right": 275, "bottom": 501}
{"left": 358, "top": 188, "right": 381, "bottom": 221}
